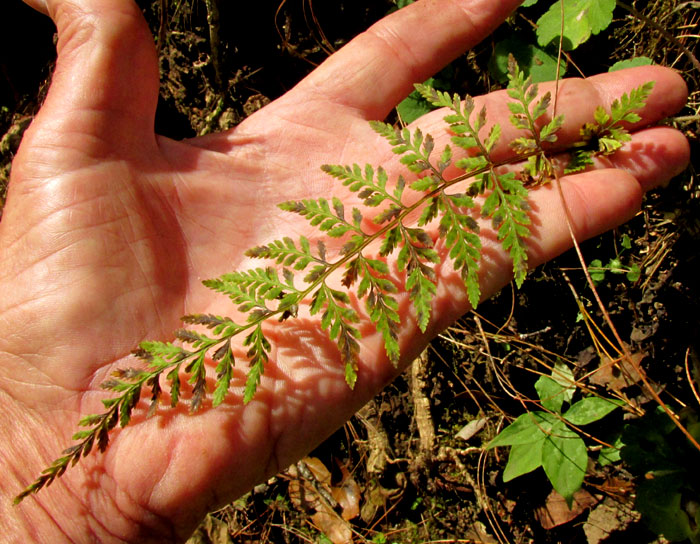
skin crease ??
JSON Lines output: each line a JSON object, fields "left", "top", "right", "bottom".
{"left": 0, "top": 0, "right": 690, "bottom": 541}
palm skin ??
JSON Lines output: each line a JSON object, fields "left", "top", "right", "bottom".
{"left": 0, "top": 0, "right": 690, "bottom": 542}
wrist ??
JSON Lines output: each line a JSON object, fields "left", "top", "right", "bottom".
{"left": 0, "top": 384, "right": 176, "bottom": 543}
{"left": 0, "top": 387, "right": 77, "bottom": 542}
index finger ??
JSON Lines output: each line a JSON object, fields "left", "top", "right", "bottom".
{"left": 291, "top": 0, "right": 523, "bottom": 120}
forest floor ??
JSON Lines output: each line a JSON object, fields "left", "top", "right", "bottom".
{"left": 1, "top": 1, "right": 699, "bottom": 543}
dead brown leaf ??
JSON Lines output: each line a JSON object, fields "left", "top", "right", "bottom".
{"left": 535, "top": 489, "right": 598, "bottom": 529}
{"left": 287, "top": 457, "right": 359, "bottom": 544}
{"left": 583, "top": 497, "right": 640, "bottom": 544}
{"left": 311, "top": 509, "right": 353, "bottom": 544}
{"left": 589, "top": 351, "right": 645, "bottom": 391}
{"left": 185, "top": 513, "right": 232, "bottom": 544}
{"left": 288, "top": 457, "right": 331, "bottom": 512}
{"left": 333, "top": 461, "right": 360, "bottom": 521}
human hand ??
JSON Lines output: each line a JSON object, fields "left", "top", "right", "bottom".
{"left": 0, "top": 0, "right": 689, "bottom": 542}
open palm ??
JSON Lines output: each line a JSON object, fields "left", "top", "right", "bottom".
{"left": 0, "top": 0, "right": 689, "bottom": 542}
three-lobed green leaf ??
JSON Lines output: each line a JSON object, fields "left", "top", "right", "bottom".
{"left": 489, "top": 362, "right": 625, "bottom": 503}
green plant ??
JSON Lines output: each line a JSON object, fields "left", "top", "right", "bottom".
{"left": 620, "top": 406, "right": 700, "bottom": 542}
{"left": 489, "top": 0, "right": 654, "bottom": 85}
{"left": 588, "top": 233, "right": 641, "bottom": 284}
{"left": 535, "top": 0, "right": 616, "bottom": 51}
{"left": 486, "top": 361, "right": 624, "bottom": 504}
{"left": 490, "top": 0, "right": 617, "bottom": 82}
{"left": 15, "top": 59, "right": 653, "bottom": 503}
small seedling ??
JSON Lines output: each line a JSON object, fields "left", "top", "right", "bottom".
{"left": 588, "top": 234, "right": 641, "bottom": 284}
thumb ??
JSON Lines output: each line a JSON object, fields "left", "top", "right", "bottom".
{"left": 23, "top": 0, "right": 159, "bottom": 158}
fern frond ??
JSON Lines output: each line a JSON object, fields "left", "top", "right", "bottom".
{"left": 180, "top": 314, "right": 241, "bottom": 336}
{"left": 437, "top": 193, "right": 482, "bottom": 308}
{"left": 352, "top": 255, "right": 401, "bottom": 363}
{"left": 369, "top": 122, "right": 436, "bottom": 173}
{"left": 379, "top": 225, "right": 402, "bottom": 257}
{"left": 321, "top": 163, "right": 405, "bottom": 208}
{"left": 570, "top": 81, "right": 654, "bottom": 170}
{"left": 17, "top": 60, "right": 657, "bottom": 503}
{"left": 212, "top": 342, "right": 234, "bottom": 407}
{"left": 310, "top": 284, "right": 361, "bottom": 385}
{"left": 414, "top": 83, "right": 461, "bottom": 111}
{"left": 203, "top": 268, "right": 299, "bottom": 317}
{"left": 506, "top": 55, "right": 563, "bottom": 163}
{"left": 482, "top": 171, "right": 531, "bottom": 287}
{"left": 242, "top": 325, "right": 270, "bottom": 404}
{"left": 405, "top": 266, "right": 436, "bottom": 333}
{"left": 610, "top": 81, "right": 654, "bottom": 125}
{"left": 133, "top": 340, "right": 190, "bottom": 369}
{"left": 278, "top": 198, "right": 365, "bottom": 237}
{"left": 246, "top": 236, "right": 325, "bottom": 270}
{"left": 564, "top": 149, "right": 595, "bottom": 173}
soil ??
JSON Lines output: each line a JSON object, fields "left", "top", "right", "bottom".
{"left": 2, "top": 1, "right": 699, "bottom": 543}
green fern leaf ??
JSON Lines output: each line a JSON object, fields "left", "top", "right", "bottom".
{"left": 572, "top": 82, "right": 654, "bottom": 162}
{"left": 482, "top": 172, "right": 531, "bottom": 286}
{"left": 213, "top": 346, "right": 234, "bottom": 407}
{"left": 162, "top": 366, "right": 180, "bottom": 407}
{"left": 246, "top": 236, "right": 323, "bottom": 270}
{"left": 438, "top": 194, "right": 482, "bottom": 307}
{"left": 133, "top": 341, "right": 189, "bottom": 370}
{"left": 184, "top": 350, "right": 208, "bottom": 412}
{"left": 279, "top": 198, "right": 364, "bottom": 238}
{"left": 406, "top": 266, "right": 436, "bottom": 332}
{"left": 204, "top": 268, "right": 301, "bottom": 318}
{"left": 310, "top": 285, "right": 361, "bottom": 384}
{"left": 413, "top": 83, "right": 451, "bottom": 109}
{"left": 371, "top": 298, "right": 400, "bottom": 364}
{"left": 242, "top": 325, "right": 270, "bottom": 404}
{"left": 119, "top": 385, "right": 141, "bottom": 428}
{"left": 370, "top": 124, "right": 436, "bottom": 173}
{"left": 455, "top": 154, "right": 488, "bottom": 172}
{"left": 181, "top": 314, "right": 242, "bottom": 336}
{"left": 379, "top": 226, "right": 402, "bottom": 257}
{"left": 611, "top": 81, "right": 654, "bottom": 124}
{"left": 539, "top": 115, "right": 564, "bottom": 144}
{"left": 565, "top": 149, "right": 595, "bottom": 173}
{"left": 349, "top": 255, "right": 401, "bottom": 363}
{"left": 416, "top": 196, "right": 439, "bottom": 226}
{"left": 506, "top": 57, "right": 562, "bottom": 157}
{"left": 322, "top": 163, "right": 403, "bottom": 209}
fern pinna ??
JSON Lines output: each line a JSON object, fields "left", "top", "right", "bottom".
{"left": 15, "top": 59, "right": 653, "bottom": 502}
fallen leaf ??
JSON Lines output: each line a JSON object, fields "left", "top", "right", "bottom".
{"left": 311, "top": 509, "right": 353, "bottom": 544}
{"left": 185, "top": 514, "right": 232, "bottom": 544}
{"left": 598, "top": 476, "right": 634, "bottom": 498}
{"left": 288, "top": 457, "right": 331, "bottom": 512}
{"left": 287, "top": 458, "right": 357, "bottom": 544}
{"left": 535, "top": 488, "right": 598, "bottom": 529}
{"left": 583, "top": 497, "right": 640, "bottom": 544}
{"left": 462, "top": 521, "right": 499, "bottom": 544}
{"left": 333, "top": 461, "right": 360, "bottom": 521}
{"left": 589, "top": 351, "right": 644, "bottom": 391}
